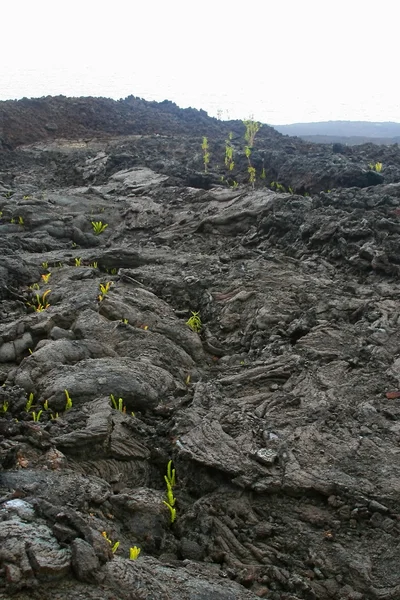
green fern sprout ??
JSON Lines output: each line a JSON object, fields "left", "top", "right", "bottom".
{"left": 110, "top": 394, "right": 126, "bottom": 413}
{"left": 165, "top": 460, "right": 176, "bottom": 488}
{"left": 32, "top": 410, "right": 42, "bottom": 422}
{"left": 163, "top": 501, "right": 176, "bottom": 523}
{"left": 64, "top": 389, "right": 73, "bottom": 411}
{"left": 225, "top": 133, "right": 235, "bottom": 171}
{"left": 243, "top": 118, "right": 261, "bottom": 148}
{"left": 75, "top": 257, "right": 82, "bottom": 267}
{"left": 27, "top": 290, "right": 51, "bottom": 312}
{"left": 25, "top": 393, "right": 34, "bottom": 412}
{"left": 186, "top": 311, "right": 202, "bottom": 333}
{"left": 98, "top": 281, "right": 112, "bottom": 302}
{"left": 130, "top": 546, "right": 141, "bottom": 560}
{"left": 202, "top": 137, "right": 210, "bottom": 173}
{"left": 91, "top": 221, "right": 108, "bottom": 235}
{"left": 248, "top": 166, "right": 256, "bottom": 187}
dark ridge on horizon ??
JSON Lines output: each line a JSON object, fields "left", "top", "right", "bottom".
{"left": 274, "top": 120, "right": 400, "bottom": 145}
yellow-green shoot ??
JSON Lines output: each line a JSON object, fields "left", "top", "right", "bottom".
{"left": 110, "top": 394, "right": 126, "bottom": 413}
{"left": 65, "top": 389, "right": 73, "bottom": 411}
{"left": 25, "top": 393, "right": 34, "bottom": 412}
{"left": 186, "top": 311, "right": 202, "bottom": 333}
{"left": 91, "top": 221, "right": 108, "bottom": 235}
{"left": 202, "top": 137, "right": 210, "bottom": 173}
{"left": 98, "top": 281, "right": 112, "bottom": 302}
{"left": 32, "top": 410, "right": 42, "bottom": 422}
{"left": 163, "top": 501, "right": 176, "bottom": 523}
{"left": 130, "top": 546, "right": 141, "bottom": 560}
{"left": 243, "top": 118, "right": 261, "bottom": 148}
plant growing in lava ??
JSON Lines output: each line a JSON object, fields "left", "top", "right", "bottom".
{"left": 202, "top": 137, "right": 210, "bottom": 173}
{"left": 25, "top": 393, "right": 35, "bottom": 412}
{"left": 101, "top": 532, "right": 120, "bottom": 554}
{"left": 110, "top": 394, "right": 126, "bottom": 413}
{"left": 91, "top": 221, "right": 108, "bottom": 235}
{"left": 163, "top": 460, "right": 177, "bottom": 523}
{"left": 32, "top": 410, "right": 42, "bottom": 422}
{"left": 225, "top": 133, "right": 234, "bottom": 171}
{"left": 130, "top": 546, "right": 141, "bottom": 560}
{"left": 369, "top": 162, "right": 383, "bottom": 172}
{"left": 186, "top": 311, "right": 202, "bottom": 333}
{"left": 64, "top": 389, "right": 73, "bottom": 411}
{"left": 243, "top": 118, "right": 261, "bottom": 148}
{"left": 98, "top": 281, "right": 113, "bottom": 302}
{"left": 27, "top": 290, "right": 51, "bottom": 312}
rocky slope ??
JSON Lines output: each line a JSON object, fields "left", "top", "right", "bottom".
{"left": 1, "top": 96, "right": 400, "bottom": 600}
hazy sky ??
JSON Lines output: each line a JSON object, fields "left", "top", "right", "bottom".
{"left": 1, "top": 0, "right": 398, "bottom": 124}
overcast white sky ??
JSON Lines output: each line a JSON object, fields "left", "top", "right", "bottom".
{"left": 1, "top": 0, "right": 398, "bottom": 124}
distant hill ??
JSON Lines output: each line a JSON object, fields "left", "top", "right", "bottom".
{"left": 273, "top": 121, "right": 400, "bottom": 145}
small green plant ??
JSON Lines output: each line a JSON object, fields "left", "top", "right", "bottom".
{"left": 201, "top": 137, "right": 210, "bottom": 173}
{"left": 1, "top": 401, "right": 9, "bottom": 412}
{"left": 90, "top": 262, "right": 98, "bottom": 269}
{"left": 64, "top": 389, "right": 73, "bottom": 411}
{"left": 260, "top": 168, "right": 266, "bottom": 179}
{"left": 75, "top": 257, "right": 82, "bottom": 267}
{"left": 248, "top": 166, "right": 256, "bottom": 187}
{"left": 288, "top": 186, "right": 294, "bottom": 194}
{"left": 4, "top": 191, "right": 12, "bottom": 199}
{"left": 0, "top": 211, "right": 2, "bottom": 218}
{"left": 225, "top": 133, "right": 234, "bottom": 171}
{"left": 51, "top": 412, "right": 59, "bottom": 420}
{"left": 43, "top": 399, "right": 49, "bottom": 410}
{"left": 98, "top": 281, "right": 112, "bottom": 302}
{"left": 130, "top": 546, "right": 141, "bottom": 560}
{"left": 30, "top": 283, "right": 40, "bottom": 290}
{"left": 18, "top": 216, "right": 24, "bottom": 225}
{"left": 186, "top": 311, "right": 202, "bottom": 333}
{"left": 42, "top": 262, "right": 48, "bottom": 269}
{"left": 27, "top": 290, "right": 51, "bottom": 312}
{"left": 32, "top": 410, "right": 42, "bottom": 422}
{"left": 10, "top": 218, "right": 15, "bottom": 224}
{"left": 25, "top": 393, "right": 34, "bottom": 412}
{"left": 163, "top": 500, "right": 176, "bottom": 523}
{"left": 23, "top": 195, "right": 31, "bottom": 200}
{"left": 110, "top": 268, "right": 118, "bottom": 275}
{"left": 369, "top": 161, "right": 383, "bottom": 172}
{"left": 165, "top": 460, "right": 176, "bottom": 488}
{"left": 110, "top": 394, "right": 126, "bottom": 413}
{"left": 121, "top": 318, "right": 129, "bottom": 324}
{"left": 101, "top": 532, "right": 120, "bottom": 554}
{"left": 270, "top": 181, "right": 286, "bottom": 193}
{"left": 230, "top": 180, "right": 239, "bottom": 189}
{"left": 91, "top": 221, "right": 108, "bottom": 235}
{"left": 41, "top": 273, "right": 51, "bottom": 284}
{"left": 243, "top": 118, "right": 261, "bottom": 148}
{"left": 163, "top": 460, "right": 177, "bottom": 523}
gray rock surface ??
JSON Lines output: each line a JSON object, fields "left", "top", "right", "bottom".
{"left": 1, "top": 97, "right": 400, "bottom": 599}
